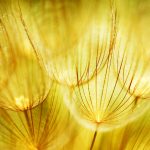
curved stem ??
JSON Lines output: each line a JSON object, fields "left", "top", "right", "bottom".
{"left": 90, "top": 129, "right": 98, "bottom": 150}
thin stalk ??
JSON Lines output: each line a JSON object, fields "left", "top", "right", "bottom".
{"left": 90, "top": 128, "right": 98, "bottom": 150}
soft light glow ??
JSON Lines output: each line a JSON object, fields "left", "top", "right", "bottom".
{"left": 15, "top": 95, "right": 29, "bottom": 110}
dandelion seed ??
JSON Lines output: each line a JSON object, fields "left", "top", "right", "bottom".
{"left": 0, "top": 51, "right": 51, "bottom": 110}
{"left": 0, "top": 0, "right": 149, "bottom": 149}
{"left": 0, "top": 84, "right": 75, "bottom": 150}
{"left": 61, "top": 4, "right": 150, "bottom": 149}
{"left": 0, "top": 10, "right": 51, "bottom": 110}
{"left": 98, "top": 107, "right": 150, "bottom": 150}
{"left": 113, "top": 28, "right": 150, "bottom": 104}
{"left": 17, "top": 0, "right": 117, "bottom": 88}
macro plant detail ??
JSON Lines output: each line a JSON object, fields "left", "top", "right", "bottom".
{"left": 113, "top": 40, "right": 150, "bottom": 101}
{"left": 19, "top": 0, "right": 117, "bottom": 88}
{"left": 0, "top": 18, "right": 16, "bottom": 93}
{"left": 0, "top": 85, "right": 74, "bottom": 149}
{"left": 0, "top": 0, "right": 150, "bottom": 150}
{"left": 0, "top": 10, "right": 50, "bottom": 110}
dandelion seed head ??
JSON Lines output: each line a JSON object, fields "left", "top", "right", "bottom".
{"left": 0, "top": 0, "right": 149, "bottom": 149}
{"left": 62, "top": 44, "right": 150, "bottom": 131}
